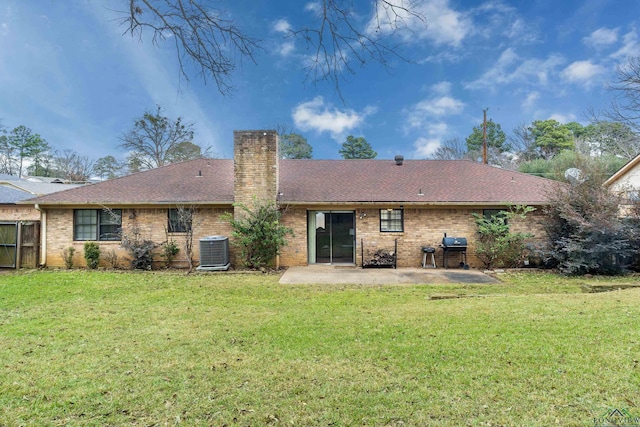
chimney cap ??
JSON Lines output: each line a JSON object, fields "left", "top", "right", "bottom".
{"left": 394, "top": 155, "right": 404, "bottom": 165}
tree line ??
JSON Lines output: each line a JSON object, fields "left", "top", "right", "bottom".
{"left": 434, "top": 55, "right": 640, "bottom": 184}
{"left": 0, "top": 105, "right": 212, "bottom": 181}
{"left": 0, "top": 108, "right": 378, "bottom": 182}
{"left": 432, "top": 118, "right": 638, "bottom": 183}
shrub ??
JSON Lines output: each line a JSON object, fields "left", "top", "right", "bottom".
{"left": 121, "top": 234, "right": 157, "bottom": 270}
{"left": 83, "top": 242, "right": 100, "bottom": 269}
{"left": 62, "top": 247, "right": 75, "bottom": 269}
{"left": 222, "top": 201, "right": 293, "bottom": 269}
{"left": 542, "top": 172, "right": 640, "bottom": 275}
{"left": 103, "top": 248, "right": 119, "bottom": 269}
{"left": 472, "top": 205, "right": 534, "bottom": 269}
{"left": 162, "top": 240, "right": 180, "bottom": 268}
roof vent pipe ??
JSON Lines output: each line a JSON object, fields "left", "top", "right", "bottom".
{"left": 394, "top": 155, "right": 404, "bottom": 165}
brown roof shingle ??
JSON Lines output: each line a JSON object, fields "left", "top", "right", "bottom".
{"left": 279, "top": 159, "right": 555, "bottom": 205}
{"left": 27, "top": 158, "right": 557, "bottom": 206}
{"left": 28, "top": 159, "right": 234, "bottom": 206}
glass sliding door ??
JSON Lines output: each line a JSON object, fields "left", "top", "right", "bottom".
{"left": 308, "top": 211, "right": 355, "bottom": 264}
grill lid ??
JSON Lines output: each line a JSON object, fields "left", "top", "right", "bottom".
{"left": 442, "top": 236, "right": 467, "bottom": 247}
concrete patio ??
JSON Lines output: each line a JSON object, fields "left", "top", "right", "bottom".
{"left": 279, "top": 265, "right": 499, "bottom": 285}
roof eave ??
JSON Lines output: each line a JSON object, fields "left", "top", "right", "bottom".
{"left": 604, "top": 154, "right": 640, "bottom": 187}
{"left": 23, "top": 200, "right": 234, "bottom": 207}
{"left": 279, "top": 200, "right": 549, "bottom": 206}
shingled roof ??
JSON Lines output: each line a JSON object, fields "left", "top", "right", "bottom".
{"left": 279, "top": 159, "right": 556, "bottom": 205}
{"left": 26, "top": 157, "right": 557, "bottom": 206}
{"left": 26, "top": 159, "right": 234, "bottom": 206}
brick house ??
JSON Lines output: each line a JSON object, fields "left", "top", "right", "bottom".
{"left": 25, "top": 130, "right": 555, "bottom": 269}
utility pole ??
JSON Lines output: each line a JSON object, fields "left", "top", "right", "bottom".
{"left": 482, "top": 108, "right": 488, "bottom": 164}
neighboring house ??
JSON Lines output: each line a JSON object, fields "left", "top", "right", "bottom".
{"left": 0, "top": 174, "right": 83, "bottom": 268}
{"left": 604, "top": 153, "right": 640, "bottom": 199}
{"left": 25, "top": 131, "right": 557, "bottom": 269}
{"left": 603, "top": 154, "right": 640, "bottom": 217}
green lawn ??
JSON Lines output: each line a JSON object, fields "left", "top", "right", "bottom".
{"left": 1, "top": 270, "right": 639, "bottom": 426}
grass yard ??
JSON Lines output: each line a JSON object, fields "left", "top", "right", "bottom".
{"left": 1, "top": 270, "right": 639, "bottom": 426}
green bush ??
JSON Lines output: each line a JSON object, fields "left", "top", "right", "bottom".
{"left": 222, "top": 201, "right": 293, "bottom": 269}
{"left": 62, "top": 247, "right": 75, "bottom": 269}
{"left": 162, "top": 240, "right": 180, "bottom": 268}
{"left": 83, "top": 242, "right": 100, "bottom": 269}
{"left": 472, "top": 206, "right": 534, "bottom": 269}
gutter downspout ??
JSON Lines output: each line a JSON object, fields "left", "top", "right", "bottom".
{"left": 34, "top": 204, "right": 46, "bottom": 267}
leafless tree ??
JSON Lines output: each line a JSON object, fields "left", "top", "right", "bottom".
{"left": 430, "top": 137, "right": 468, "bottom": 160}
{"left": 508, "top": 122, "right": 538, "bottom": 163}
{"left": 604, "top": 56, "right": 640, "bottom": 133}
{"left": 174, "top": 204, "right": 197, "bottom": 272}
{"left": 119, "top": 1, "right": 427, "bottom": 96}
{"left": 53, "top": 149, "right": 94, "bottom": 182}
{"left": 120, "top": 105, "right": 195, "bottom": 170}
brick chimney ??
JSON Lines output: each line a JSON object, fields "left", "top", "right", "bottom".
{"left": 233, "top": 130, "right": 279, "bottom": 214}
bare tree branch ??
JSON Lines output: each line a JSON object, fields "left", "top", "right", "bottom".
{"left": 291, "top": 0, "right": 427, "bottom": 99}
{"left": 120, "top": 0, "right": 261, "bottom": 95}
{"left": 603, "top": 56, "right": 640, "bottom": 133}
{"left": 119, "top": 1, "right": 427, "bottom": 98}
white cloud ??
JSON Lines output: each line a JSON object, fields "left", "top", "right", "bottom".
{"left": 277, "top": 41, "right": 295, "bottom": 57}
{"left": 470, "top": 2, "right": 538, "bottom": 44}
{"left": 503, "top": 18, "right": 535, "bottom": 42}
{"left": 560, "top": 60, "right": 606, "bottom": 87}
{"left": 366, "top": 0, "right": 470, "bottom": 47}
{"left": 583, "top": 27, "right": 618, "bottom": 48}
{"left": 548, "top": 113, "right": 576, "bottom": 124}
{"left": 272, "top": 19, "right": 295, "bottom": 57}
{"left": 431, "top": 81, "right": 452, "bottom": 95}
{"left": 413, "top": 137, "right": 441, "bottom": 157}
{"left": 522, "top": 91, "right": 539, "bottom": 110}
{"left": 405, "top": 82, "right": 462, "bottom": 158}
{"left": 419, "top": 97, "right": 464, "bottom": 117}
{"left": 611, "top": 30, "right": 640, "bottom": 59}
{"left": 411, "top": 122, "right": 450, "bottom": 158}
{"left": 305, "top": 2, "right": 321, "bottom": 14}
{"left": 273, "top": 19, "right": 291, "bottom": 34}
{"left": 292, "top": 97, "right": 375, "bottom": 140}
{"left": 420, "top": 50, "right": 466, "bottom": 64}
{"left": 405, "top": 82, "right": 464, "bottom": 131}
{"left": 466, "top": 48, "right": 565, "bottom": 90}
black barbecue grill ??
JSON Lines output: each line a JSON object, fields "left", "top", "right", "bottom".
{"left": 441, "top": 233, "right": 468, "bottom": 269}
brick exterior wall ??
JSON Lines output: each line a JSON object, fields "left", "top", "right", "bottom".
{"left": 233, "top": 130, "right": 279, "bottom": 211}
{"left": 232, "top": 130, "right": 279, "bottom": 266}
{"left": 38, "top": 129, "right": 550, "bottom": 271}
{"left": 43, "top": 206, "right": 233, "bottom": 268}
{"left": 0, "top": 205, "right": 40, "bottom": 221}
{"left": 279, "top": 207, "right": 309, "bottom": 266}
{"left": 278, "top": 206, "right": 547, "bottom": 268}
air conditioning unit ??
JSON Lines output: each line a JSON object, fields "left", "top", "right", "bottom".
{"left": 196, "top": 236, "right": 230, "bottom": 271}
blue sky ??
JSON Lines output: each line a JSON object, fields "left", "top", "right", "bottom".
{"left": 1, "top": 0, "right": 640, "bottom": 162}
